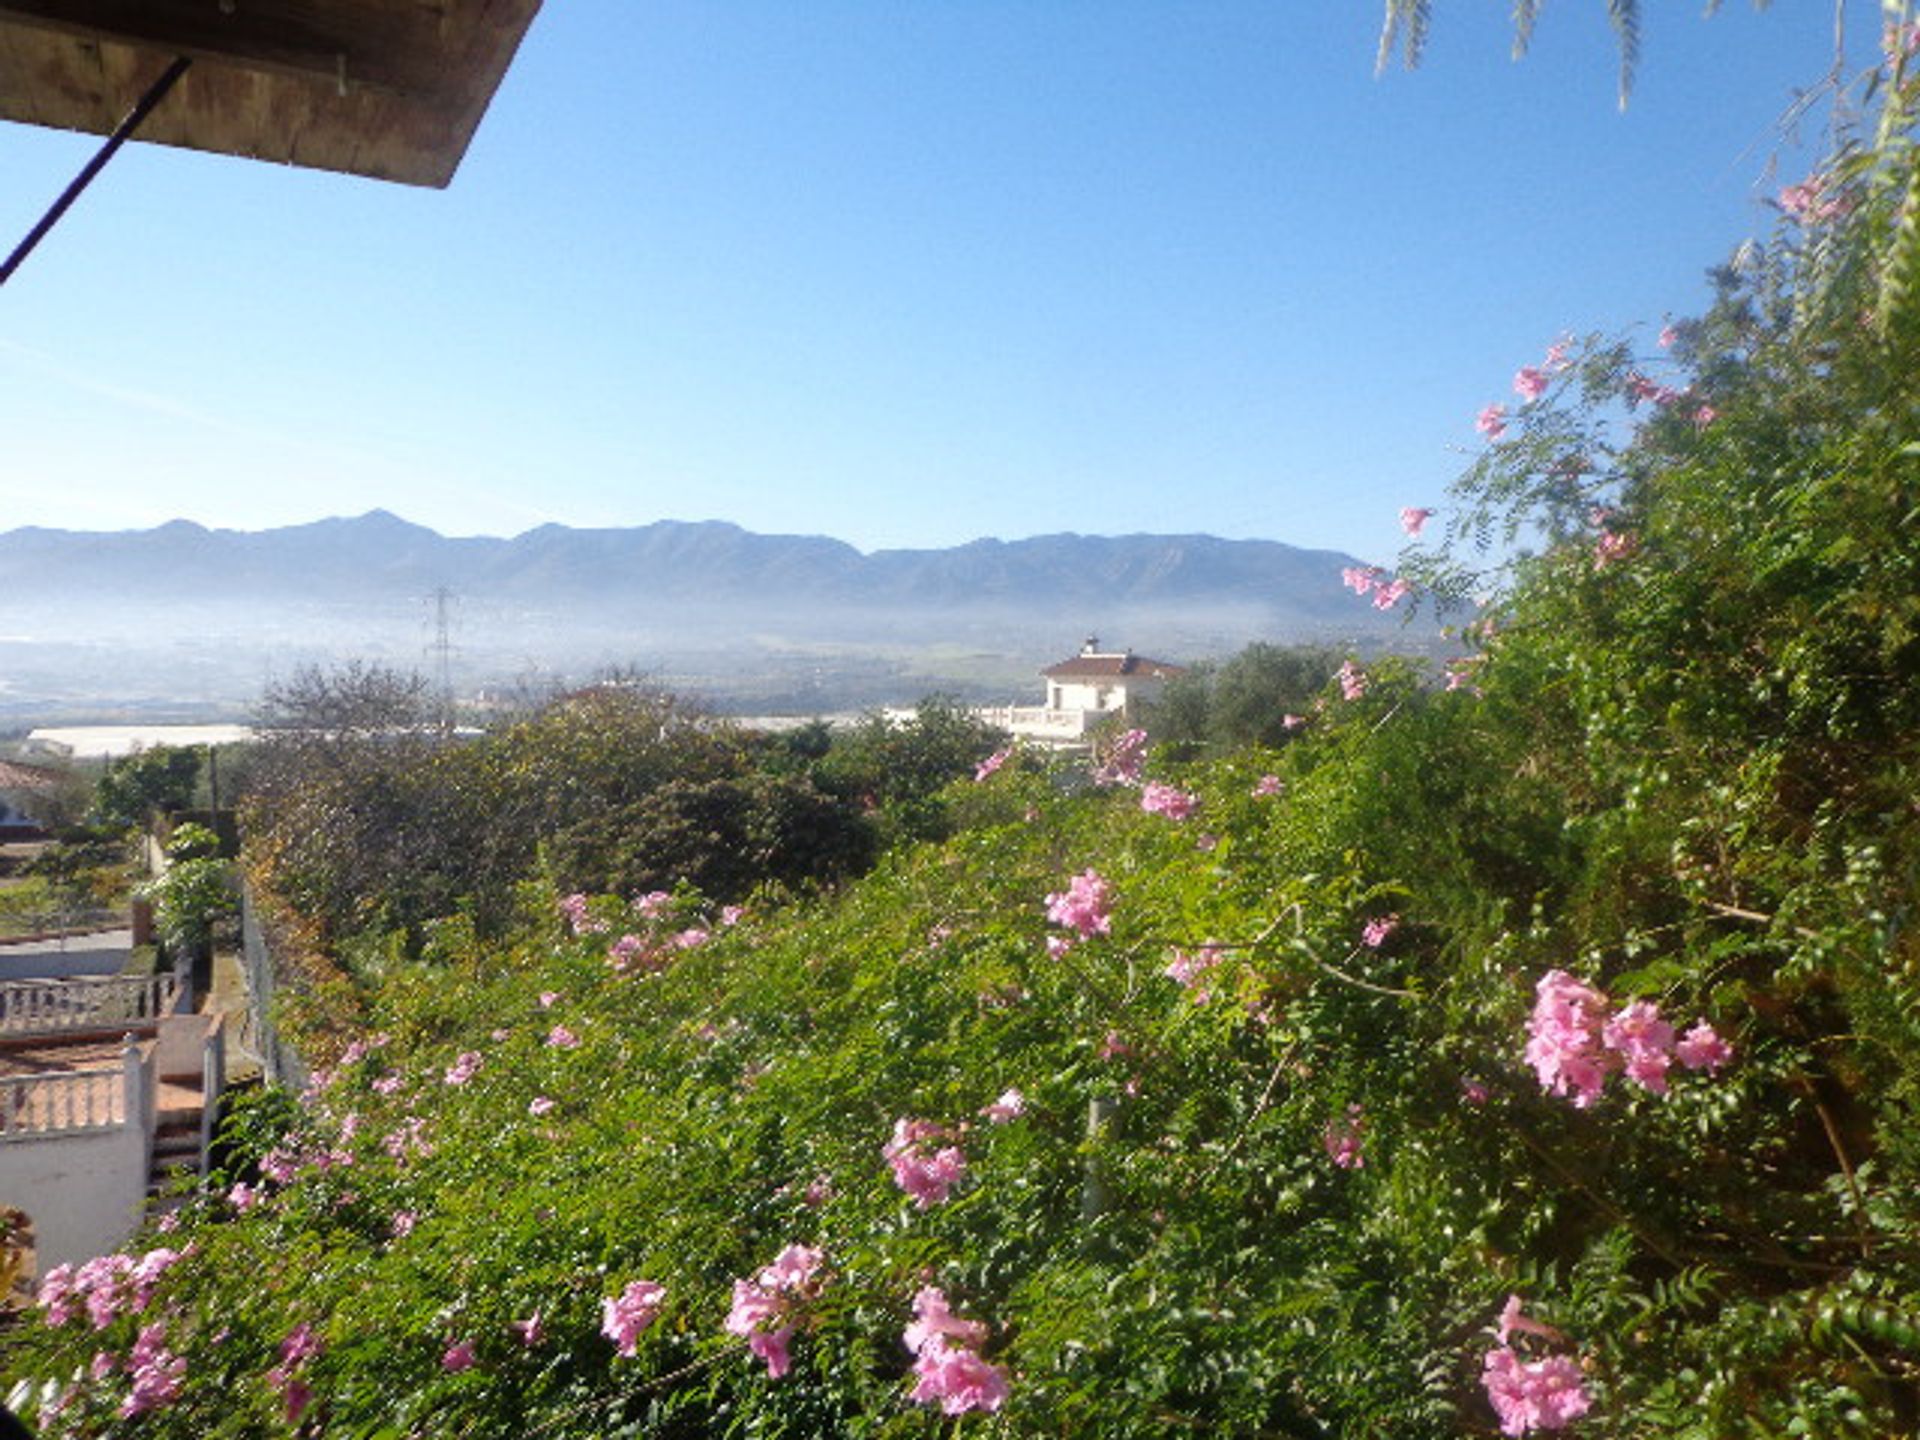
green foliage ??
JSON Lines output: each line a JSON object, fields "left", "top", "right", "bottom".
{"left": 26, "top": 43, "right": 1920, "bottom": 1440}
{"left": 1150, "top": 643, "right": 1338, "bottom": 756}
{"left": 808, "top": 695, "right": 1007, "bottom": 847}
{"left": 91, "top": 745, "right": 201, "bottom": 830}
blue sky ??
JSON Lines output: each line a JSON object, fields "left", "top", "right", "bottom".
{"left": 0, "top": 2, "right": 1856, "bottom": 565}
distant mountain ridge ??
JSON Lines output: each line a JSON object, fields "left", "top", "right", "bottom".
{"left": 0, "top": 512, "right": 1445, "bottom": 716}
{"left": 0, "top": 510, "right": 1400, "bottom": 621}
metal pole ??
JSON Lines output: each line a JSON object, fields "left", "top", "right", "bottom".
{"left": 0, "top": 55, "right": 192, "bottom": 288}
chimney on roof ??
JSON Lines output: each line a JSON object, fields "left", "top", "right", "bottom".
{"left": 1082, "top": 635, "right": 1099, "bottom": 655}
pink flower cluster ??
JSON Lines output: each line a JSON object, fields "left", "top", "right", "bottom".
{"left": 1338, "top": 660, "right": 1369, "bottom": 701}
{"left": 602, "top": 1279, "right": 667, "bottom": 1358}
{"left": 1513, "top": 365, "right": 1549, "bottom": 402}
{"left": 974, "top": 745, "right": 1013, "bottom": 782}
{"left": 118, "top": 1322, "right": 188, "bottom": 1418}
{"left": 443, "top": 1051, "right": 483, "bottom": 1086}
{"left": 1251, "top": 773, "right": 1284, "bottom": 797}
{"left": 1164, "top": 946, "right": 1221, "bottom": 1002}
{"left": 267, "top": 1322, "right": 322, "bottom": 1426}
{"left": 1139, "top": 782, "right": 1198, "bottom": 820}
{"left": 1524, "top": 970, "right": 1731, "bottom": 1107}
{"left": 905, "top": 1287, "right": 1010, "bottom": 1416}
{"left": 1593, "top": 530, "right": 1638, "bottom": 569}
{"left": 1399, "top": 506, "right": 1434, "bottom": 537}
{"left": 1322, "top": 1104, "right": 1365, "bottom": 1169}
{"left": 724, "top": 1244, "right": 826, "bottom": 1378}
{"left": 1778, "top": 173, "right": 1850, "bottom": 225}
{"left": 1092, "top": 728, "right": 1148, "bottom": 787}
{"left": 1342, "top": 566, "right": 1412, "bottom": 611}
{"left": 979, "top": 1088, "right": 1026, "bottom": 1123}
{"left": 559, "top": 892, "right": 607, "bottom": 935}
{"left": 1477, "top": 403, "right": 1509, "bottom": 440}
{"left": 1482, "top": 1296, "right": 1591, "bottom": 1435}
{"left": 883, "top": 1118, "right": 969, "bottom": 1208}
{"left": 39, "top": 1247, "right": 184, "bottom": 1329}
{"left": 1045, "top": 868, "right": 1114, "bottom": 941}
{"left": 1360, "top": 914, "right": 1399, "bottom": 949}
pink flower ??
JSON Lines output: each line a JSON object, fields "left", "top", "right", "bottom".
{"left": 559, "top": 893, "right": 606, "bottom": 935}
{"left": 910, "top": 1340, "right": 1011, "bottom": 1415}
{"left": 442, "top": 1340, "right": 476, "bottom": 1373}
{"left": 904, "top": 1289, "right": 1007, "bottom": 1415}
{"left": 229, "top": 1181, "right": 259, "bottom": 1213}
{"left": 371, "top": 1072, "right": 403, "bottom": 1095}
{"left": 1482, "top": 1346, "right": 1592, "bottom": 1435}
{"left": 608, "top": 933, "right": 649, "bottom": 971}
{"left": 511, "top": 1313, "right": 545, "bottom": 1348}
{"left": 443, "top": 1051, "right": 483, "bottom": 1086}
{"left": 1675, "top": 1020, "right": 1733, "bottom": 1073}
{"left": 904, "top": 1287, "right": 989, "bottom": 1355}
{"left": 1693, "top": 404, "right": 1718, "bottom": 429}
{"left": 602, "top": 1280, "right": 667, "bottom": 1357}
{"left": 1360, "top": 914, "right": 1399, "bottom": 949}
{"left": 720, "top": 904, "right": 746, "bottom": 926}
{"left": 1779, "top": 174, "right": 1850, "bottom": 224}
{"left": 282, "top": 1379, "right": 314, "bottom": 1426}
{"left": 727, "top": 1246, "right": 826, "bottom": 1378}
{"left": 1371, "top": 577, "right": 1412, "bottom": 610}
{"left": 1603, "top": 999, "right": 1676, "bottom": 1095}
{"left": 529, "top": 1095, "right": 556, "bottom": 1117}
{"left": 1251, "top": 773, "right": 1284, "bottom": 797}
{"left": 802, "top": 1174, "right": 834, "bottom": 1207}
{"left": 1524, "top": 970, "right": 1614, "bottom": 1108}
{"left": 1342, "top": 565, "right": 1381, "bottom": 596}
{"left": 980, "top": 1089, "right": 1027, "bottom": 1124}
{"left": 1593, "top": 530, "right": 1638, "bottom": 569}
{"left": 1139, "top": 782, "right": 1198, "bottom": 821}
{"left": 757, "top": 1244, "right": 825, "bottom": 1293}
{"left": 1092, "top": 727, "right": 1150, "bottom": 787}
{"left": 1658, "top": 323, "right": 1679, "bottom": 348}
{"left": 974, "top": 746, "right": 1012, "bottom": 782}
{"left": 884, "top": 1118, "right": 969, "bottom": 1208}
{"left": 1323, "top": 1104, "right": 1365, "bottom": 1169}
{"left": 391, "top": 1210, "right": 418, "bottom": 1238}
{"left": 1543, "top": 337, "right": 1571, "bottom": 371}
{"left": 546, "top": 1024, "right": 580, "bottom": 1049}
{"left": 673, "top": 927, "right": 710, "bottom": 950}
{"left": 1399, "top": 506, "right": 1435, "bottom": 537}
{"left": 1282, "top": 713, "right": 1308, "bottom": 731}
{"left": 537, "top": 990, "right": 560, "bottom": 1009}
{"left": 279, "top": 1323, "right": 322, "bottom": 1367}
{"left": 1045, "top": 869, "right": 1114, "bottom": 938}
{"left": 1045, "top": 934, "right": 1074, "bottom": 959}
{"left": 1496, "top": 1294, "right": 1567, "bottom": 1347}
{"left": 1098, "top": 1030, "right": 1133, "bottom": 1061}
{"left": 1460, "top": 1077, "right": 1491, "bottom": 1106}
{"left": 632, "top": 890, "right": 673, "bottom": 916}
{"left": 1513, "top": 366, "right": 1549, "bottom": 401}
{"left": 1444, "top": 660, "right": 1483, "bottom": 695}
{"left": 1337, "top": 660, "right": 1368, "bottom": 701}
{"left": 1476, "top": 403, "right": 1508, "bottom": 440}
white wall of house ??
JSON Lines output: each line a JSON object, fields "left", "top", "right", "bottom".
{"left": 2, "top": 1127, "right": 147, "bottom": 1269}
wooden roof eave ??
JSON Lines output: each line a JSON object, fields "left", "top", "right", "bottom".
{"left": 0, "top": 0, "right": 543, "bottom": 188}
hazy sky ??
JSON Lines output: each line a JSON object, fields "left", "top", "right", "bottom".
{"left": 0, "top": 3, "right": 1858, "bottom": 565}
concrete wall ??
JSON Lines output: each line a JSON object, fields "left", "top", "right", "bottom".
{"left": 0, "top": 938, "right": 131, "bottom": 983}
{"left": 153, "top": 1013, "right": 210, "bottom": 1079}
{"left": 1, "top": 1126, "right": 147, "bottom": 1269}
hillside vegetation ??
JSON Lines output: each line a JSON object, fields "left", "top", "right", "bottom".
{"left": 11, "top": 59, "right": 1920, "bottom": 1440}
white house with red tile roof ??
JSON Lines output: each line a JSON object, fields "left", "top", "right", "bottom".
{"left": 979, "top": 638, "right": 1186, "bottom": 744}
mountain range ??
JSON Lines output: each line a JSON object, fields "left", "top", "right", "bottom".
{"left": 0, "top": 512, "right": 1444, "bottom": 717}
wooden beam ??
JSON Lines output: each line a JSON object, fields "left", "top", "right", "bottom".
{"left": 0, "top": 0, "right": 456, "bottom": 103}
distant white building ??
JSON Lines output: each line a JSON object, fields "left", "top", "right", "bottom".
{"left": 978, "top": 638, "right": 1186, "bottom": 744}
